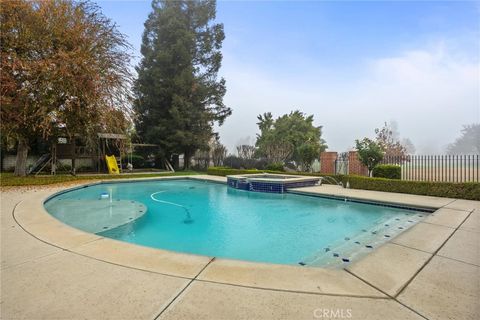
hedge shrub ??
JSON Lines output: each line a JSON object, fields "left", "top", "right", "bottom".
{"left": 222, "top": 156, "right": 268, "bottom": 170}
{"left": 372, "top": 164, "right": 401, "bottom": 179}
{"left": 207, "top": 167, "right": 480, "bottom": 200}
{"left": 206, "top": 167, "right": 344, "bottom": 185}
{"left": 207, "top": 167, "right": 277, "bottom": 176}
{"left": 266, "top": 163, "right": 285, "bottom": 172}
{"left": 344, "top": 175, "right": 480, "bottom": 200}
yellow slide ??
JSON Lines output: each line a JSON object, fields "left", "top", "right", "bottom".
{"left": 105, "top": 155, "right": 120, "bottom": 174}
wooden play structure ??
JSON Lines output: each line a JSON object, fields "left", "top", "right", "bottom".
{"left": 29, "top": 136, "right": 95, "bottom": 175}
{"left": 97, "top": 133, "right": 127, "bottom": 174}
{"left": 29, "top": 133, "right": 128, "bottom": 175}
{"left": 28, "top": 133, "right": 175, "bottom": 175}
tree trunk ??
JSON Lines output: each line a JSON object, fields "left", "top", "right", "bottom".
{"left": 14, "top": 139, "right": 29, "bottom": 176}
{"left": 184, "top": 151, "right": 191, "bottom": 170}
{"left": 171, "top": 154, "right": 179, "bottom": 170}
{"left": 71, "top": 135, "right": 76, "bottom": 176}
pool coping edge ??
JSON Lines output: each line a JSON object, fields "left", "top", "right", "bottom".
{"left": 12, "top": 174, "right": 479, "bottom": 298}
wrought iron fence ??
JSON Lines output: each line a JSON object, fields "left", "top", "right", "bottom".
{"left": 381, "top": 154, "right": 479, "bottom": 183}
{"left": 335, "top": 152, "right": 349, "bottom": 175}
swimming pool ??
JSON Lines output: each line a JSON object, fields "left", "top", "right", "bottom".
{"left": 44, "top": 179, "right": 431, "bottom": 267}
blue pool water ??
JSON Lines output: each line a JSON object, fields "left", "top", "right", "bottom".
{"left": 44, "top": 179, "right": 429, "bottom": 267}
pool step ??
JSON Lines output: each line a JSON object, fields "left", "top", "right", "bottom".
{"left": 48, "top": 199, "right": 147, "bottom": 234}
{"left": 301, "top": 212, "right": 425, "bottom": 268}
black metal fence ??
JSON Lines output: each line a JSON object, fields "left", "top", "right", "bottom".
{"left": 381, "top": 154, "right": 479, "bottom": 183}
{"left": 335, "top": 152, "right": 349, "bottom": 175}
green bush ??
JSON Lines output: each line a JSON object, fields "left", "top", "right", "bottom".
{"left": 122, "top": 154, "right": 145, "bottom": 168}
{"left": 266, "top": 163, "right": 285, "bottom": 172}
{"left": 206, "top": 167, "right": 343, "bottom": 185}
{"left": 223, "top": 155, "right": 268, "bottom": 170}
{"left": 343, "top": 175, "right": 480, "bottom": 201}
{"left": 56, "top": 164, "right": 72, "bottom": 172}
{"left": 207, "top": 167, "right": 268, "bottom": 176}
{"left": 372, "top": 165, "right": 401, "bottom": 179}
{"left": 76, "top": 165, "right": 95, "bottom": 173}
{"left": 207, "top": 167, "right": 480, "bottom": 200}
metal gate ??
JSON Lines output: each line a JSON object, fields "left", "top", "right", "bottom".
{"left": 335, "top": 152, "right": 349, "bottom": 175}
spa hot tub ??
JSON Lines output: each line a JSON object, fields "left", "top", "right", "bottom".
{"left": 227, "top": 173, "right": 320, "bottom": 193}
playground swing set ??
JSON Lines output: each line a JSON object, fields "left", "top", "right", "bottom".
{"left": 97, "top": 133, "right": 127, "bottom": 174}
{"left": 29, "top": 133, "right": 131, "bottom": 176}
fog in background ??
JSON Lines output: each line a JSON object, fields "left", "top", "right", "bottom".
{"left": 217, "top": 42, "right": 480, "bottom": 154}
{"left": 98, "top": 1, "right": 480, "bottom": 155}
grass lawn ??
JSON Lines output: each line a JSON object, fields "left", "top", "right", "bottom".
{"left": 0, "top": 171, "right": 201, "bottom": 187}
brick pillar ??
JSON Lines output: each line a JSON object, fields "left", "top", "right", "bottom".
{"left": 320, "top": 152, "right": 337, "bottom": 174}
{"left": 348, "top": 151, "right": 368, "bottom": 176}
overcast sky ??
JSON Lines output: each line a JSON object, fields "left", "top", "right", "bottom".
{"left": 99, "top": 0, "right": 480, "bottom": 154}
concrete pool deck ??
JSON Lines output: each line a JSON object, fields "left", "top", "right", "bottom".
{"left": 1, "top": 175, "right": 479, "bottom": 319}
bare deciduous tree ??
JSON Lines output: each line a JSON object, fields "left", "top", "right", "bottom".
{"left": 375, "top": 122, "right": 407, "bottom": 158}
{"left": 212, "top": 141, "right": 227, "bottom": 167}
{"left": 264, "top": 140, "right": 293, "bottom": 164}
{"left": 236, "top": 145, "right": 256, "bottom": 159}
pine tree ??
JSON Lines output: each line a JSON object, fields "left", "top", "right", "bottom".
{"left": 134, "top": 0, "right": 230, "bottom": 168}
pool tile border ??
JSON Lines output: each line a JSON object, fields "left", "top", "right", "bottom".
{"left": 289, "top": 185, "right": 456, "bottom": 210}
{"left": 287, "top": 190, "right": 436, "bottom": 212}
{"left": 12, "top": 174, "right": 479, "bottom": 298}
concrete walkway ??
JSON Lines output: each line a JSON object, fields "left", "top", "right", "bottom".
{"left": 1, "top": 181, "right": 479, "bottom": 320}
